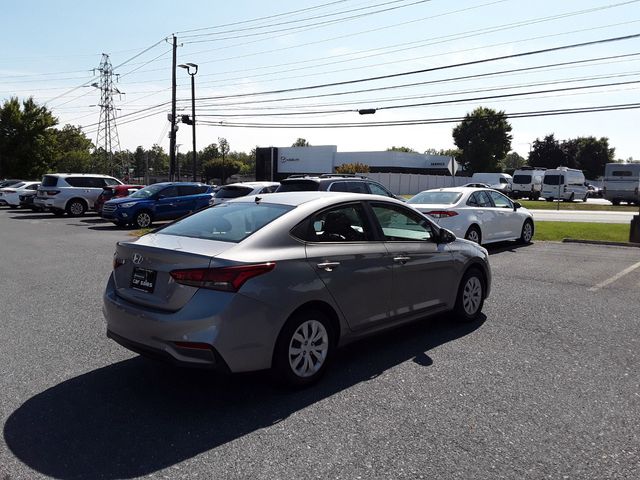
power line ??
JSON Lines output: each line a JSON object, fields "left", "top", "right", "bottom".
{"left": 189, "top": 69, "right": 640, "bottom": 113}
{"left": 189, "top": 19, "right": 640, "bottom": 89}
{"left": 195, "top": 102, "right": 640, "bottom": 128}
{"left": 190, "top": 78, "right": 640, "bottom": 117}
{"left": 180, "top": 0, "right": 425, "bottom": 40}
{"left": 175, "top": 0, "right": 350, "bottom": 35}
{"left": 182, "top": 0, "right": 432, "bottom": 44}
{"left": 194, "top": 34, "right": 640, "bottom": 102}
{"left": 190, "top": 53, "right": 640, "bottom": 109}
{"left": 76, "top": 48, "right": 640, "bottom": 128}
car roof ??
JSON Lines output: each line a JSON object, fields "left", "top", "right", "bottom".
{"left": 222, "top": 182, "right": 279, "bottom": 188}
{"left": 147, "top": 182, "right": 208, "bottom": 187}
{"left": 282, "top": 175, "right": 369, "bottom": 182}
{"left": 228, "top": 190, "right": 404, "bottom": 207}
{"left": 44, "top": 173, "right": 117, "bottom": 178}
{"left": 421, "top": 187, "right": 491, "bottom": 193}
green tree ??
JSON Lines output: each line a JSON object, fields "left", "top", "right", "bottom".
{"left": 501, "top": 151, "right": 527, "bottom": 172}
{"left": 565, "top": 137, "right": 614, "bottom": 179}
{"left": 49, "top": 125, "right": 94, "bottom": 173}
{"left": 292, "top": 138, "right": 310, "bottom": 147}
{"left": 202, "top": 159, "right": 241, "bottom": 183}
{"left": 335, "top": 162, "right": 370, "bottom": 174}
{"left": 452, "top": 107, "right": 512, "bottom": 174}
{"left": 0, "top": 97, "right": 57, "bottom": 178}
{"left": 387, "top": 146, "right": 417, "bottom": 153}
{"left": 528, "top": 134, "right": 565, "bottom": 169}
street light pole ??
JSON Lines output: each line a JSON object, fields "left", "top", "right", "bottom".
{"left": 178, "top": 63, "right": 198, "bottom": 182}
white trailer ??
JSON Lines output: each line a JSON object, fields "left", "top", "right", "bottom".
{"left": 603, "top": 162, "right": 640, "bottom": 205}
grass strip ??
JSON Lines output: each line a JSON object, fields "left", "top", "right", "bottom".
{"left": 535, "top": 221, "right": 630, "bottom": 242}
{"left": 520, "top": 200, "right": 637, "bottom": 212}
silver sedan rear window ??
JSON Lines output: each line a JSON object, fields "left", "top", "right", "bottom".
{"left": 158, "top": 202, "right": 293, "bottom": 243}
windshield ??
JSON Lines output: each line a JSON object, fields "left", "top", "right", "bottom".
{"left": 544, "top": 175, "right": 564, "bottom": 185}
{"left": 513, "top": 175, "right": 531, "bottom": 184}
{"left": 158, "top": 201, "right": 294, "bottom": 243}
{"left": 408, "top": 191, "right": 462, "bottom": 204}
{"left": 130, "top": 184, "right": 165, "bottom": 199}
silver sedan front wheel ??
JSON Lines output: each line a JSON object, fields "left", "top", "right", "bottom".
{"left": 462, "top": 276, "right": 482, "bottom": 316}
{"left": 454, "top": 269, "right": 485, "bottom": 322}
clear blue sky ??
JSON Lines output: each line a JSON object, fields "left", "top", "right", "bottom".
{"left": 2, "top": 0, "right": 639, "bottom": 161}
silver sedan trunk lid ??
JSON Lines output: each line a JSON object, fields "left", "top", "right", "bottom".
{"left": 112, "top": 233, "right": 235, "bottom": 311}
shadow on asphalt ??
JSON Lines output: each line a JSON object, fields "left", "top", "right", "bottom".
{"left": 4, "top": 313, "right": 484, "bottom": 479}
{"left": 485, "top": 241, "right": 534, "bottom": 256}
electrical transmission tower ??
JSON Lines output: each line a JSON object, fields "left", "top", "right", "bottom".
{"left": 93, "top": 53, "right": 124, "bottom": 176}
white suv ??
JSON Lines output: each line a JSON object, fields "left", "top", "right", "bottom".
{"left": 35, "top": 173, "right": 122, "bottom": 216}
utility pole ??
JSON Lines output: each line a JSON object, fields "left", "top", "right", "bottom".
{"left": 93, "top": 53, "right": 123, "bottom": 176}
{"left": 168, "top": 35, "right": 178, "bottom": 181}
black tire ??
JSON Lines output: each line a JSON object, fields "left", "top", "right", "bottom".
{"left": 612, "top": 199, "right": 620, "bottom": 206}
{"left": 546, "top": 197, "right": 554, "bottom": 202}
{"left": 453, "top": 268, "right": 485, "bottom": 323}
{"left": 66, "top": 199, "right": 86, "bottom": 217}
{"left": 533, "top": 192, "right": 541, "bottom": 201}
{"left": 519, "top": 219, "right": 534, "bottom": 244}
{"left": 133, "top": 210, "right": 153, "bottom": 229}
{"left": 464, "top": 225, "right": 482, "bottom": 245}
{"left": 272, "top": 309, "right": 334, "bottom": 387}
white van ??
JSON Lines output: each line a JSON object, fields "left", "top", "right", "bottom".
{"left": 603, "top": 162, "right": 640, "bottom": 205}
{"left": 470, "top": 172, "right": 513, "bottom": 193}
{"left": 542, "top": 167, "right": 588, "bottom": 202}
{"left": 511, "top": 167, "right": 546, "bottom": 200}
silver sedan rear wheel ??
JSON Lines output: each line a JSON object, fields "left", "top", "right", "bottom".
{"left": 288, "top": 320, "right": 329, "bottom": 378}
{"left": 274, "top": 310, "right": 333, "bottom": 386}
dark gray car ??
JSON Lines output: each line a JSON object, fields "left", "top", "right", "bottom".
{"left": 103, "top": 192, "right": 491, "bottom": 386}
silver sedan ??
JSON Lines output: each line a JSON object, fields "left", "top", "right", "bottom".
{"left": 103, "top": 192, "right": 491, "bottom": 386}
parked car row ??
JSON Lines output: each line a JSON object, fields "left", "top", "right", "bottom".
{"left": 4, "top": 173, "right": 534, "bottom": 386}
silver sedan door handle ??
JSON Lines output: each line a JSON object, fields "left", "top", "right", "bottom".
{"left": 316, "top": 261, "right": 340, "bottom": 271}
{"left": 393, "top": 256, "right": 411, "bottom": 264}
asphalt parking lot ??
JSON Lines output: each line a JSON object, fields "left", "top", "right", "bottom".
{"left": 1, "top": 207, "right": 639, "bottom": 479}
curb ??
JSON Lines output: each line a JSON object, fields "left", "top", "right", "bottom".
{"left": 562, "top": 238, "right": 640, "bottom": 248}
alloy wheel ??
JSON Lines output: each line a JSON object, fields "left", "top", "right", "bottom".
{"left": 288, "top": 320, "right": 329, "bottom": 378}
{"left": 522, "top": 222, "right": 533, "bottom": 243}
{"left": 136, "top": 212, "right": 151, "bottom": 228}
{"left": 462, "top": 276, "right": 482, "bottom": 316}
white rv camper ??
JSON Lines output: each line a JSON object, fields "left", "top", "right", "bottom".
{"left": 603, "top": 162, "right": 640, "bottom": 205}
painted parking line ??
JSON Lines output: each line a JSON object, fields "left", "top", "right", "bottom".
{"left": 588, "top": 260, "right": 640, "bottom": 291}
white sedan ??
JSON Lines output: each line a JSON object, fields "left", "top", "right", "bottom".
{"left": 407, "top": 187, "right": 534, "bottom": 245}
{"left": 0, "top": 181, "right": 41, "bottom": 208}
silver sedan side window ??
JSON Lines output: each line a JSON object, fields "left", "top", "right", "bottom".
{"left": 371, "top": 204, "right": 434, "bottom": 242}
{"left": 310, "top": 204, "right": 370, "bottom": 242}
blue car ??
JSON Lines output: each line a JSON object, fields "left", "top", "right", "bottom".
{"left": 101, "top": 182, "right": 214, "bottom": 228}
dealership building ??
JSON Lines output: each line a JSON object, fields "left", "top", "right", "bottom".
{"left": 255, "top": 145, "right": 460, "bottom": 181}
